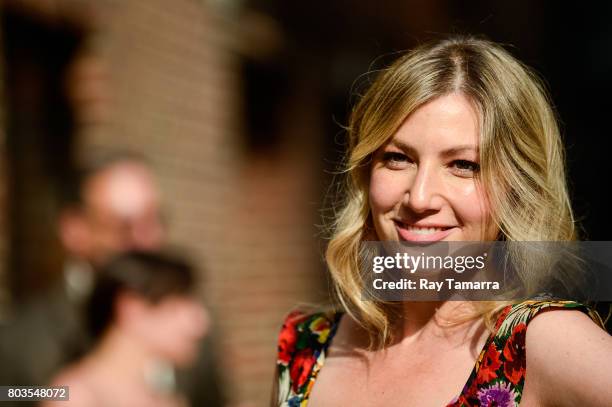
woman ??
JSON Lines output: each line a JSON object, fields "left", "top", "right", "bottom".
{"left": 46, "top": 251, "right": 209, "bottom": 407}
{"left": 273, "top": 36, "right": 612, "bottom": 406}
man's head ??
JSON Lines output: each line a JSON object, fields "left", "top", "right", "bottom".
{"left": 59, "top": 154, "right": 165, "bottom": 266}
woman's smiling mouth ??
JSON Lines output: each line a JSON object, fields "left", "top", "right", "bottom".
{"left": 393, "top": 220, "right": 456, "bottom": 242}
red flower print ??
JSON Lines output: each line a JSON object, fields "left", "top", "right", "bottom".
{"left": 476, "top": 342, "right": 502, "bottom": 384}
{"left": 278, "top": 311, "right": 308, "bottom": 365}
{"left": 451, "top": 392, "right": 475, "bottom": 407}
{"left": 495, "top": 306, "right": 512, "bottom": 331}
{"left": 290, "top": 348, "right": 316, "bottom": 393}
{"left": 502, "top": 323, "right": 527, "bottom": 385}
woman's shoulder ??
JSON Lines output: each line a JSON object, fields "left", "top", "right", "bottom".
{"left": 274, "top": 307, "right": 344, "bottom": 405}
{"left": 276, "top": 307, "right": 344, "bottom": 364}
{"left": 453, "top": 299, "right": 609, "bottom": 406}
{"left": 489, "top": 298, "right": 606, "bottom": 361}
{"left": 506, "top": 299, "right": 612, "bottom": 406}
{"left": 495, "top": 298, "right": 605, "bottom": 339}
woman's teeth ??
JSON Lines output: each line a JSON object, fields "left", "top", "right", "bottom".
{"left": 405, "top": 226, "right": 444, "bottom": 234}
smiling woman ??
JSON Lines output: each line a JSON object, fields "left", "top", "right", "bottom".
{"left": 369, "top": 93, "right": 492, "bottom": 243}
{"left": 272, "top": 35, "right": 612, "bottom": 407}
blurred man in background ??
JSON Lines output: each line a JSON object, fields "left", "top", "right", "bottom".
{"left": 60, "top": 154, "right": 165, "bottom": 268}
{"left": 0, "top": 154, "right": 226, "bottom": 407}
{"left": 57, "top": 154, "right": 165, "bottom": 310}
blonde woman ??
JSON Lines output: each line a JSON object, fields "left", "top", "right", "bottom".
{"left": 272, "top": 36, "right": 612, "bottom": 406}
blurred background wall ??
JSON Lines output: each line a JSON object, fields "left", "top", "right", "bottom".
{"left": 0, "top": 0, "right": 610, "bottom": 405}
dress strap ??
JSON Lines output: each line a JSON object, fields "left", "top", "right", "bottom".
{"left": 275, "top": 309, "right": 342, "bottom": 406}
{"left": 451, "top": 300, "right": 603, "bottom": 407}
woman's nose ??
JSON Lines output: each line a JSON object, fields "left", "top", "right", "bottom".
{"left": 404, "top": 164, "right": 443, "bottom": 213}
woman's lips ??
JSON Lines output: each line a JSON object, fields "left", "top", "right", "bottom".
{"left": 394, "top": 221, "right": 456, "bottom": 242}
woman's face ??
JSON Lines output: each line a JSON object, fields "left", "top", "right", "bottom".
{"left": 369, "top": 92, "right": 495, "bottom": 242}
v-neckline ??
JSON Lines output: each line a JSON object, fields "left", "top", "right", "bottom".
{"left": 305, "top": 309, "right": 506, "bottom": 406}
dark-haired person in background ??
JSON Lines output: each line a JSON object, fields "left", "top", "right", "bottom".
{"left": 0, "top": 154, "right": 226, "bottom": 407}
{"left": 0, "top": 154, "right": 164, "bottom": 389}
{"left": 44, "top": 251, "right": 208, "bottom": 407}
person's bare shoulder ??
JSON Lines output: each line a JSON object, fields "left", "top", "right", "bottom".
{"left": 525, "top": 309, "right": 612, "bottom": 407}
{"left": 41, "top": 365, "right": 97, "bottom": 407}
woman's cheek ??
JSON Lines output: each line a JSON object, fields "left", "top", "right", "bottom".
{"left": 369, "top": 170, "right": 405, "bottom": 213}
{"left": 450, "top": 182, "right": 490, "bottom": 223}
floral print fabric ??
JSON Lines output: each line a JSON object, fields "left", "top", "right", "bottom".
{"left": 276, "top": 310, "right": 342, "bottom": 406}
{"left": 275, "top": 301, "right": 604, "bottom": 407}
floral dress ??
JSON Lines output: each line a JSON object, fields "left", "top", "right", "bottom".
{"left": 274, "top": 300, "right": 604, "bottom": 407}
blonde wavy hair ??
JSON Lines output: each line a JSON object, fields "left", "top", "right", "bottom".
{"left": 325, "top": 35, "right": 577, "bottom": 349}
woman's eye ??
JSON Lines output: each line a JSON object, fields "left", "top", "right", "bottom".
{"left": 382, "top": 151, "right": 409, "bottom": 165}
{"left": 451, "top": 160, "right": 480, "bottom": 175}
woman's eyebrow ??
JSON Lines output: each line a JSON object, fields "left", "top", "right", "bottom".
{"left": 389, "top": 140, "right": 478, "bottom": 157}
{"left": 389, "top": 140, "right": 418, "bottom": 156}
{"left": 440, "top": 146, "right": 479, "bottom": 158}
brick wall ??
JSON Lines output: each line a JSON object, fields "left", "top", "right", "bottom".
{"left": 0, "top": 0, "right": 329, "bottom": 404}
{"left": 75, "top": 0, "right": 327, "bottom": 405}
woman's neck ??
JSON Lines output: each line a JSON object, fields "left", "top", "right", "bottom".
{"left": 395, "top": 300, "right": 481, "bottom": 343}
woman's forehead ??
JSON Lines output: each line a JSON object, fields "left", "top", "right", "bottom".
{"left": 388, "top": 94, "right": 480, "bottom": 153}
